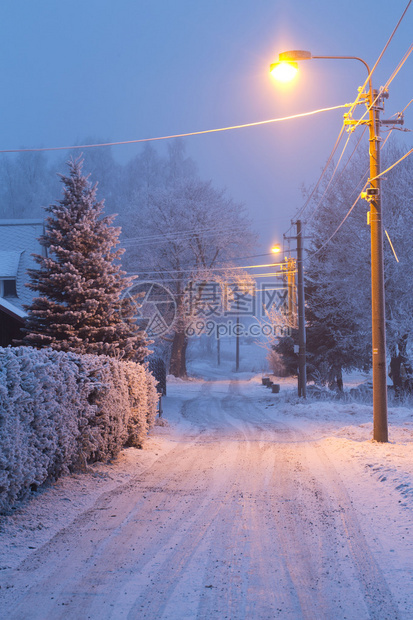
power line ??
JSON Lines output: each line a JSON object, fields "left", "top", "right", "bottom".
{"left": 383, "top": 42, "right": 413, "bottom": 90}
{"left": 385, "top": 230, "right": 400, "bottom": 262}
{"left": 121, "top": 224, "right": 242, "bottom": 242}
{"left": 308, "top": 143, "right": 413, "bottom": 257}
{"left": 126, "top": 261, "right": 284, "bottom": 277}
{"left": 130, "top": 251, "right": 280, "bottom": 267}
{"left": 286, "top": 1, "right": 413, "bottom": 238}
{"left": 400, "top": 97, "right": 413, "bottom": 114}
{"left": 371, "top": 146, "right": 413, "bottom": 180}
{"left": 305, "top": 127, "right": 367, "bottom": 226}
{"left": 297, "top": 90, "right": 410, "bottom": 235}
{"left": 309, "top": 184, "right": 368, "bottom": 257}
{"left": 120, "top": 225, "right": 250, "bottom": 247}
{"left": 0, "top": 105, "right": 348, "bottom": 154}
{"left": 346, "top": 0, "right": 412, "bottom": 120}
{"left": 350, "top": 42, "right": 413, "bottom": 135}
{"left": 292, "top": 0, "right": 413, "bottom": 251}
{"left": 125, "top": 273, "right": 286, "bottom": 285}
{"left": 284, "top": 122, "right": 347, "bottom": 236}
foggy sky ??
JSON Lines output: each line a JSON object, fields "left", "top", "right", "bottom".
{"left": 1, "top": 0, "right": 412, "bottom": 251}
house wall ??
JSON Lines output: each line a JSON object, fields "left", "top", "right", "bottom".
{"left": 0, "top": 219, "right": 45, "bottom": 309}
{"left": 0, "top": 308, "right": 24, "bottom": 347}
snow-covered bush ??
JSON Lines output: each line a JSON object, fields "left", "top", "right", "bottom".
{"left": 0, "top": 346, "right": 158, "bottom": 513}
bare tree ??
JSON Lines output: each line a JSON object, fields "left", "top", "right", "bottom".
{"left": 124, "top": 172, "right": 257, "bottom": 377}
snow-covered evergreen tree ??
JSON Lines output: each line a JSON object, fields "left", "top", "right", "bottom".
{"left": 275, "top": 150, "right": 372, "bottom": 389}
{"left": 278, "top": 141, "right": 413, "bottom": 391}
{"left": 304, "top": 152, "right": 372, "bottom": 388}
{"left": 21, "top": 157, "right": 148, "bottom": 361}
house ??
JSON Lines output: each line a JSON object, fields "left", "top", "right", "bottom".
{"left": 0, "top": 219, "right": 45, "bottom": 347}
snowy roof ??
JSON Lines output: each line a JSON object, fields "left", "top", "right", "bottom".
{"left": 0, "top": 219, "right": 44, "bottom": 227}
{"left": 0, "top": 219, "right": 44, "bottom": 309}
{"left": 0, "top": 251, "right": 22, "bottom": 278}
{"left": 0, "top": 297, "right": 27, "bottom": 320}
{"left": 0, "top": 220, "right": 44, "bottom": 251}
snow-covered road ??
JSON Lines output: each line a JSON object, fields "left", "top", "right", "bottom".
{"left": 1, "top": 376, "right": 412, "bottom": 619}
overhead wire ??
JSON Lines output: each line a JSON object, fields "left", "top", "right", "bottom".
{"left": 344, "top": 38, "right": 413, "bottom": 137}
{"left": 0, "top": 104, "right": 348, "bottom": 154}
{"left": 128, "top": 251, "right": 283, "bottom": 269}
{"left": 383, "top": 42, "right": 413, "bottom": 90}
{"left": 120, "top": 226, "right": 248, "bottom": 247}
{"left": 286, "top": 7, "right": 410, "bottom": 232}
{"left": 121, "top": 225, "right": 241, "bottom": 243}
{"left": 346, "top": 0, "right": 412, "bottom": 120}
{"left": 400, "top": 97, "right": 413, "bottom": 114}
{"left": 305, "top": 127, "right": 367, "bottom": 226}
{"left": 371, "top": 146, "right": 413, "bottom": 181}
{"left": 120, "top": 213, "right": 275, "bottom": 246}
{"left": 286, "top": 1, "right": 413, "bottom": 236}
{"left": 350, "top": 42, "right": 413, "bottom": 135}
{"left": 126, "top": 261, "right": 285, "bottom": 277}
{"left": 1, "top": 3, "right": 408, "bottom": 269}
{"left": 295, "top": 0, "right": 413, "bottom": 255}
{"left": 284, "top": 122, "right": 347, "bottom": 236}
{"left": 385, "top": 230, "right": 400, "bottom": 262}
{"left": 307, "top": 141, "right": 413, "bottom": 258}
{"left": 309, "top": 183, "right": 368, "bottom": 257}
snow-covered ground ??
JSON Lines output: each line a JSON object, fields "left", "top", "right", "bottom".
{"left": 1, "top": 339, "right": 413, "bottom": 618}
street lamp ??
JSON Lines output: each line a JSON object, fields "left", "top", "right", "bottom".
{"left": 271, "top": 49, "right": 388, "bottom": 441}
{"left": 270, "top": 61, "right": 298, "bottom": 82}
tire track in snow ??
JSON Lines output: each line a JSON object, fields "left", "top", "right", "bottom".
{"left": 309, "top": 438, "right": 402, "bottom": 620}
{"left": 2, "top": 393, "right": 249, "bottom": 619}
{"left": 1, "top": 378, "right": 402, "bottom": 619}
{"left": 225, "top": 380, "right": 401, "bottom": 619}
{"left": 1, "top": 437, "right": 215, "bottom": 618}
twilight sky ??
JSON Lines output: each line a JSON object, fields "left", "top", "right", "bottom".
{"left": 0, "top": 0, "right": 412, "bottom": 251}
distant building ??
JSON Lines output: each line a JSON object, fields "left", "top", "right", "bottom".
{"left": 0, "top": 219, "right": 45, "bottom": 347}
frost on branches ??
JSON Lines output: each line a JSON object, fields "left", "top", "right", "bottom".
{"left": 119, "top": 143, "right": 257, "bottom": 377}
{"left": 0, "top": 346, "right": 158, "bottom": 513}
{"left": 21, "top": 157, "right": 148, "bottom": 361}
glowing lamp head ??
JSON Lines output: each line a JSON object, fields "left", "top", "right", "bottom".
{"left": 270, "top": 61, "right": 298, "bottom": 82}
{"left": 271, "top": 245, "right": 282, "bottom": 254}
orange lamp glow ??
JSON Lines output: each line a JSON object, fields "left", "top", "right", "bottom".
{"left": 271, "top": 245, "right": 281, "bottom": 254}
{"left": 270, "top": 61, "right": 298, "bottom": 82}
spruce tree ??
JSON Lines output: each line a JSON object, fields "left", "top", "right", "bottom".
{"left": 22, "top": 157, "right": 148, "bottom": 361}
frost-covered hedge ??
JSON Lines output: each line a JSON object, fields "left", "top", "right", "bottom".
{"left": 0, "top": 346, "right": 158, "bottom": 512}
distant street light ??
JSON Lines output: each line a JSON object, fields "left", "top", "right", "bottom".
{"left": 271, "top": 239, "right": 303, "bottom": 396}
{"left": 271, "top": 49, "right": 391, "bottom": 441}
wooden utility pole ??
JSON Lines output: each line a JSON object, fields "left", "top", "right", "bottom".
{"left": 296, "top": 220, "right": 307, "bottom": 398}
{"left": 235, "top": 315, "right": 240, "bottom": 371}
{"left": 368, "top": 89, "right": 388, "bottom": 441}
{"left": 272, "top": 50, "right": 395, "bottom": 440}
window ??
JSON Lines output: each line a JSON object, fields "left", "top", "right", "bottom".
{"left": 2, "top": 279, "right": 17, "bottom": 298}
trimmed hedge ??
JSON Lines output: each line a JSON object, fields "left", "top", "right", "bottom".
{"left": 0, "top": 346, "right": 158, "bottom": 513}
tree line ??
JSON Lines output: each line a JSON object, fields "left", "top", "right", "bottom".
{"left": 2, "top": 141, "right": 256, "bottom": 376}
{"left": 276, "top": 141, "right": 413, "bottom": 396}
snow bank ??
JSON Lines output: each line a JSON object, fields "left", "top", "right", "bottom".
{"left": 0, "top": 346, "right": 158, "bottom": 513}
